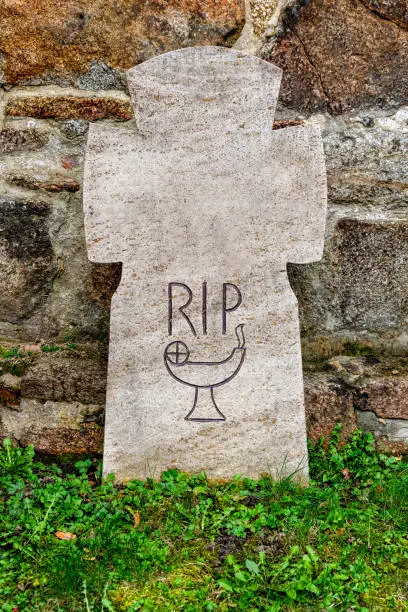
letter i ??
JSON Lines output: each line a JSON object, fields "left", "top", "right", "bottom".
{"left": 202, "top": 281, "right": 207, "bottom": 335}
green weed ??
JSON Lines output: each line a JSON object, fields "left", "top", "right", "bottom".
{"left": 0, "top": 346, "right": 25, "bottom": 359}
{"left": 40, "top": 343, "right": 62, "bottom": 353}
{"left": 40, "top": 342, "right": 78, "bottom": 353}
{"left": 0, "top": 428, "right": 407, "bottom": 611}
{"left": 0, "top": 438, "right": 34, "bottom": 478}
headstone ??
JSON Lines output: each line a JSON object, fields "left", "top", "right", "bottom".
{"left": 83, "top": 46, "right": 327, "bottom": 482}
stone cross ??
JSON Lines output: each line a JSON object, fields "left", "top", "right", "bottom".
{"left": 83, "top": 46, "right": 327, "bottom": 482}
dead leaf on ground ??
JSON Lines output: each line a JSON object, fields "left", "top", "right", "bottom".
{"left": 55, "top": 531, "right": 77, "bottom": 540}
{"left": 125, "top": 506, "right": 141, "bottom": 528}
{"left": 132, "top": 511, "right": 141, "bottom": 529}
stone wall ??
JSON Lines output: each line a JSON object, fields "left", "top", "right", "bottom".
{"left": 0, "top": 0, "right": 407, "bottom": 454}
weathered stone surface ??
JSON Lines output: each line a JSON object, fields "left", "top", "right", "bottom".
{"left": 0, "top": 103, "right": 404, "bottom": 354}
{"left": 0, "top": 0, "right": 405, "bottom": 458}
{"left": 0, "top": 373, "right": 21, "bottom": 392}
{"left": 304, "top": 355, "right": 408, "bottom": 445}
{"left": 0, "top": 128, "right": 48, "bottom": 153}
{"left": 287, "top": 108, "right": 408, "bottom": 350}
{"left": 6, "top": 94, "right": 133, "bottom": 121}
{"left": 20, "top": 424, "right": 104, "bottom": 455}
{"left": 91, "top": 263, "right": 123, "bottom": 309}
{"left": 0, "top": 341, "right": 405, "bottom": 454}
{"left": 374, "top": 437, "right": 408, "bottom": 457}
{"left": 267, "top": 0, "right": 408, "bottom": 112}
{"left": 0, "top": 115, "right": 116, "bottom": 342}
{"left": 289, "top": 216, "right": 408, "bottom": 343}
{"left": 59, "top": 119, "right": 89, "bottom": 139}
{"left": 356, "top": 410, "right": 408, "bottom": 445}
{"left": 0, "top": 198, "right": 57, "bottom": 323}
{"left": 0, "top": 0, "right": 245, "bottom": 86}
{"left": 84, "top": 47, "right": 327, "bottom": 481}
{"left": 363, "top": 0, "right": 408, "bottom": 26}
{"left": 250, "top": 0, "right": 280, "bottom": 37}
{"left": 21, "top": 347, "right": 107, "bottom": 405}
{"left": 0, "top": 344, "right": 106, "bottom": 453}
{"left": 330, "top": 219, "right": 408, "bottom": 332}
{"left": 0, "top": 399, "right": 104, "bottom": 454}
{"left": 304, "top": 373, "right": 357, "bottom": 442}
{"left": 272, "top": 119, "right": 304, "bottom": 130}
{"left": 6, "top": 174, "right": 80, "bottom": 192}
{"left": 0, "top": 372, "right": 21, "bottom": 409}
{"left": 355, "top": 378, "right": 408, "bottom": 420}
{"left": 322, "top": 109, "right": 408, "bottom": 209}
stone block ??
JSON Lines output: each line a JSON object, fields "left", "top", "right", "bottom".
{"left": 0, "top": 128, "right": 48, "bottom": 154}
{"left": 355, "top": 377, "right": 408, "bottom": 420}
{"left": 266, "top": 0, "right": 408, "bottom": 112}
{"left": 322, "top": 109, "right": 408, "bottom": 210}
{"left": 0, "top": 0, "right": 245, "bottom": 86}
{"left": 6, "top": 93, "right": 133, "bottom": 122}
{"left": 0, "top": 399, "right": 104, "bottom": 454}
{"left": 329, "top": 219, "right": 408, "bottom": 332}
{"left": 356, "top": 409, "right": 408, "bottom": 445}
{"left": 304, "top": 373, "right": 357, "bottom": 442}
{"left": 288, "top": 108, "right": 408, "bottom": 349}
{"left": 0, "top": 373, "right": 21, "bottom": 409}
{"left": 21, "top": 348, "right": 108, "bottom": 405}
{"left": 290, "top": 217, "right": 408, "bottom": 341}
{"left": 6, "top": 175, "right": 80, "bottom": 192}
{"left": 0, "top": 114, "right": 119, "bottom": 342}
{"left": 0, "top": 345, "right": 106, "bottom": 453}
{"left": 0, "top": 197, "right": 57, "bottom": 323}
{"left": 90, "top": 263, "right": 123, "bottom": 309}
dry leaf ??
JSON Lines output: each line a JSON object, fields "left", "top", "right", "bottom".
{"left": 133, "top": 512, "right": 141, "bottom": 529}
{"left": 55, "top": 531, "right": 77, "bottom": 540}
{"left": 125, "top": 506, "right": 141, "bottom": 529}
{"left": 62, "top": 157, "right": 74, "bottom": 169}
{"left": 341, "top": 468, "right": 351, "bottom": 480}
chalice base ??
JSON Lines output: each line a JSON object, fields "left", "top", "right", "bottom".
{"left": 185, "top": 387, "right": 226, "bottom": 422}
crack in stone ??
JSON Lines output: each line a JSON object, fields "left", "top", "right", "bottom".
{"left": 292, "top": 30, "right": 332, "bottom": 108}
{"left": 357, "top": 0, "right": 408, "bottom": 32}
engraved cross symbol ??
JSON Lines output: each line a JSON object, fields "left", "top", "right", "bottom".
{"left": 165, "top": 340, "right": 189, "bottom": 365}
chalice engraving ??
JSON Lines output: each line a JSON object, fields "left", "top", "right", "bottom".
{"left": 164, "top": 324, "right": 246, "bottom": 422}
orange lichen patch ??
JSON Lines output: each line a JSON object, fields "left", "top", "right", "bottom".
{"left": 91, "top": 262, "right": 122, "bottom": 308}
{"left": 272, "top": 119, "right": 304, "bottom": 130}
{"left": 0, "top": 388, "right": 20, "bottom": 408}
{"left": 0, "top": 0, "right": 245, "bottom": 85}
{"left": 6, "top": 96, "right": 133, "bottom": 121}
{"left": 7, "top": 175, "right": 81, "bottom": 192}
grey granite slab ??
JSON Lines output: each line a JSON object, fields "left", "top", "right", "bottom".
{"left": 84, "top": 46, "right": 327, "bottom": 481}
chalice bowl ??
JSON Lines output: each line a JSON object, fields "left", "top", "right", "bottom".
{"left": 164, "top": 324, "right": 246, "bottom": 421}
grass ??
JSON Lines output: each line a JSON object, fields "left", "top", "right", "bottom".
{"left": 0, "top": 343, "right": 78, "bottom": 359}
{"left": 0, "top": 426, "right": 407, "bottom": 611}
{"left": 0, "top": 347, "right": 25, "bottom": 360}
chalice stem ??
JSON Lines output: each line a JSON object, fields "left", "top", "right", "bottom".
{"left": 185, "top": 387, "right": 226, "bottom": 422}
